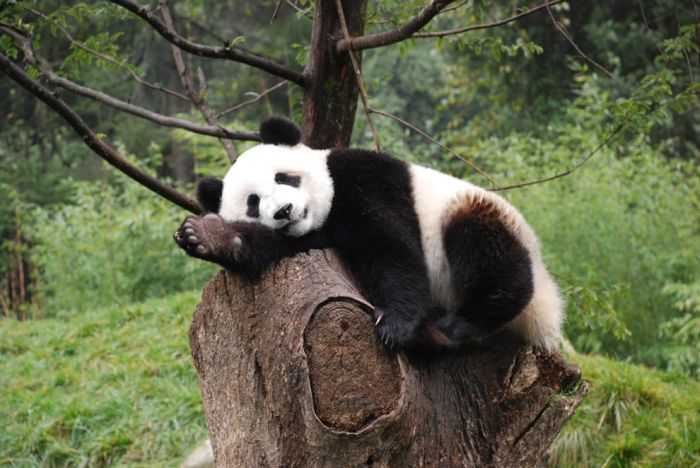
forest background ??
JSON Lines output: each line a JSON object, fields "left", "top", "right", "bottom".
{"left": 0, "top": 0, "right": 698, "bottom": 465}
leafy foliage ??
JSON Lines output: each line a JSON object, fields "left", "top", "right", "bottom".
{"left": 29, "top": 171, "right": 216, "bottom": 317}
{"left": 657, "top": 281, "right": 700, "bottom": 376}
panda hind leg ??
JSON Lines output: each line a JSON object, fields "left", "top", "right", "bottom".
{"left": 440, "top": 199, "right": 534, "bottom": 343}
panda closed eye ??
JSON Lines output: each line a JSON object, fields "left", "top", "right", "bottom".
{"left": 246, "top": 194, "right": 260, "bottom": 218}
{"left": 275, "top": 172, "right": 301, "bottom": 188}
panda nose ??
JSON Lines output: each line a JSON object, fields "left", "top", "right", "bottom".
{"left": 274, "top": 203, "right": 293, "bottom": 220}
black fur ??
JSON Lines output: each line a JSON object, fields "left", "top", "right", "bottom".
{"left": 246, "top": 194, "right": 260, "bottom": 218}
{"left": 438, "top": 200, "right": 533, "bottom": 342}
{"left": 275, "top": 172, "right": 301, "bottom": 187}
{"left": 259, "top": 117, "right": 302, "bottom": 146}
{"left": 197, "top": 177, "right": 223, "bottom": 213}
{"left": 324, "top": 149, "right": 432, "bottom": 348}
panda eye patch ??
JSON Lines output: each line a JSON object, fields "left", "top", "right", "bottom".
{"left": 246, "top": 194, "right": 260, "bottom": 218}
{"left": 274, "top": 172, "right": 301, "bottom": 188}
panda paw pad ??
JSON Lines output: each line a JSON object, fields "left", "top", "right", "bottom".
{"left": 174, "top": 214, "right": 231, "bottom": 262}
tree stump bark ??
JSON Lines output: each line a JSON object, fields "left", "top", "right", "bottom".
{"left": 189, "top": 250, "right": 588, "bottom": 467}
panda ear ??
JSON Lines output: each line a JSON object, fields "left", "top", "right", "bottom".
{"left": 196, "top": 177, "right": 223, "bottom": 213}
{"left": 259, "top": 117, "right": 301, "bottom": 146}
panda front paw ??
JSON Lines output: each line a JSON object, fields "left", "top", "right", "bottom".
{"left": 373, "top": 308, "right": 421, "bottom": 350}
{"left": 174, "top": 214, "right": 245, "bottom": 265}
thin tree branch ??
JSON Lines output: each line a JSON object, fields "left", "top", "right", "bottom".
{"left": 216, "top": 80, "right": 288, "bottom": 118}
{"left": 271, "top": 0, "right": 285, "bottom": 23}
{"left": 637, "top": 0, "right": 664, "bottom": 56}
{"left": 336, "top": 0, "right": 456, "bottom": 53}
{"left": 0, "top": 25, "right": 259, "bottom": 142}
{"left": 493, "top": 122, "right": 626, "bottom": 191}
{"left": 159, "top": 0, "right": 237, "bottom": 162}
{"left": 0, "top": 51, "right": 201, "bottom": 213}
{"left": 24, "top": 5, "right": 190, "bottom": 101}
{"left": 413, "top": 0, "right": 562, "bottom": 38}
{"left": 109, "top": 0, "right": 308, "bottom": 87}
{"left": 371, "top": 109, "right": 501, "bottom": 190}
{"left": 545, "top": 0, "right": 622, "bottom": 85}
{"left": 285, "top": 0, "right": 313, "bottom": 19}
{"left": 440, "top": 0, "right": 468, "bottom": 14}
{"left": 334, "top": 0, "right": 380, "bottom": 152}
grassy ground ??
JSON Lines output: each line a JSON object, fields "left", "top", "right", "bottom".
{"left": 1, "top": 292, "right": 698, "bottom": 466}
{"left": 551, "top": 354, "right": 700, "bottom": 467}
{"left": 0, "top": 291, "right": 207, "bottom": 467}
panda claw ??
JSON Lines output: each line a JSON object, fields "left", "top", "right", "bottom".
{"left": 188, "top": 235, "right": 199, "bottom": 243}
{"left": 233, "top": 236, "right": 243, "bottom": 247}
{"left": 375, "top": 314, "right": 383, "bottom": 326}
{"left": 184, "top": 228, "right": 195, "bottom": 235}
{"left": 183, "top": 222, "right": 193, "bottom": 229}
{"left": 196, "top": 244, "right": 207, "bottom": 254}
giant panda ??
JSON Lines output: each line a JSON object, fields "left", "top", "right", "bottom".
{"left": 175, "top": 117, "right": 563, "bottom": 350}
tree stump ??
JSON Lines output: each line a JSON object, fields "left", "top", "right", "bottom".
{"left": 189, "top": 250, "right": 588, "bottom": 466}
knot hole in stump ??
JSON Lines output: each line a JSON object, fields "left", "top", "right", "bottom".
{"left": 304, "top": 299, "right": 402, "bottom": 432}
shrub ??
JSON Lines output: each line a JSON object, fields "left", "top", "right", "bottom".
{"left": 29, "top": 175, "right": 216, "bottom": 317}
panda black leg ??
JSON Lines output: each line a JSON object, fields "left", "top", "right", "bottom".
{"left": 442, "top": 199, "right": 534, "bottom": 340}
{"left": 373, "top": 306, "right": 424, "bottom": 349}
{"left": 347, "top": 260, "right": 433, "bottom": 349}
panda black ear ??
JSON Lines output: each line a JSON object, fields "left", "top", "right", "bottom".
{"left": 259, "top": 116, "right": 301, "bottom": 146}
{"left": 196, "top": 177, "right": 223, "bottom": 213}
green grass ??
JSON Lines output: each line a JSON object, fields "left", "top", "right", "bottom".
{"left": 1, "top": 292, "right": 698, "bottom": 467}
{"left": 0, "top": 291, "right": 207, "bottom": 467}
{"left": 552, "top": 353, "right": 700, "bottom": 467}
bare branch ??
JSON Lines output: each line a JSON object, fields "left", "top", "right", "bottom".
{"left": 0, "top": 25, "right": 259, "bottom": 142}
{"left": 216, "top": 80, "right": 288, "bottom": 118}
{"left": 336, "top": 0, "right": 456, "bottom": 53}
{"left": 159, "top": 0, "right": 237, "bottom": 162}
{"left": 440, "top": 1, "right": 469, "bottom": 14}
{"left": 335, "top": 0, "right": 380, "bottom": 152}
{"left": 373, "top": 108, "right": 627, "bottom": 192}
{"left": 494, "top": 122, "right": 626, "bottom": 191}
{"left": 285, "top": 0, "right": 312, "bottom": 19}
{"left": 0, "top": 51, "right": 201, "bottom": 213}
{"left": 109, "top": 0, "right": 308, "bottom": 87}
{"left": 545, "top": 1, "right": 622, "bottom": 85}
{"left": 371, "top": 109, "right": 500, "bottom": 189}
{"left": 637, "top": 0, "right": 664, "bottom": 56}
{"left": 271, "top": 0, "right": 284, "bottom": 23}
{"left": 413, "top": 0, "right": 562, "bottom": 38}
{"left": 23, "top": 6, "right": 189, "bottom": 101}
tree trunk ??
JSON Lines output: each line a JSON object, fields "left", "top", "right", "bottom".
{"left": 302, "top": 0, "right": 368, "bottom": 149}
{"left": 189, "top": 251, "right": 588, "bottom": 467}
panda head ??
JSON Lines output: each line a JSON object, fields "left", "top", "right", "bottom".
{"left": 197, "top": 117, "right": 334, "bottom": 237}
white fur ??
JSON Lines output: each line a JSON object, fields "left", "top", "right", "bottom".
{"left": 409, "top": 165, "right": 563, "bottom": 349}
{"left": 219, "top": 144, "right": 333, "bottom": 237}
{"left": 410, "top": 165, "right": 464, "bottom": 312}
